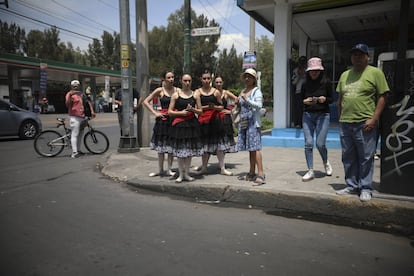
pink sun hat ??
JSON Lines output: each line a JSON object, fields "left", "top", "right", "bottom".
{"left": 306, "top": 57, "right": 324, "bottom": 72}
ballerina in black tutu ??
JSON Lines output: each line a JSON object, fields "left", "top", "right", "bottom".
{"left": 168, "top": 74, "right": 203, "bottom": 183}
{"left": 193, "top": 71, "right": 236, "bottom": 176}
{"left": 214, "top": 76, "right": 238, "bottom": 174}
{"left": 143, "top": 71, "right": 178, "bottom": 177}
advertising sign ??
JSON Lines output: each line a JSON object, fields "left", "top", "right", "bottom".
{"left": 242, "top": 51, "right": 256, "bottom": 69}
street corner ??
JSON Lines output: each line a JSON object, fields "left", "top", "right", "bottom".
{"left": 101, "top": 150, "right": 150, "bottom": 182}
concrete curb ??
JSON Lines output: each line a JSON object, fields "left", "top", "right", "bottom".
{"left": 101, "top": 151, "right": 414, "bottom": 236}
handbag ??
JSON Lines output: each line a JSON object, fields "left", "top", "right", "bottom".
{"left": 240, "top": 117, "right": 249, "bottom": 130}
{"left": 231, "top": 103, "right": 241, "bottom": 126}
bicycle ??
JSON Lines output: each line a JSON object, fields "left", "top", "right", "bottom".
{"left": 34, "top": 117, "right": 109, "bottom": 157}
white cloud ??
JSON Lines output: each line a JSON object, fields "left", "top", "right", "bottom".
{"left": 217, "top": 33, "right": 250, "bottom": 55}
{"left": 192, "top": 0, "right": 243, "bottom": 21}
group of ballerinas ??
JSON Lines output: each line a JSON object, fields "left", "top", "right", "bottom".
{"left": 143, "top": 68, "right": 265, "bottom": 185}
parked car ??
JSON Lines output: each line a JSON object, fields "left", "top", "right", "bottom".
{"left": 0, "top": 99, "right": 42, "bottom": 139}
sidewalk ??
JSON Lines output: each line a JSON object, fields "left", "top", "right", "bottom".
{"left": 101, "top": 147, "right": 414, "bottom": 236}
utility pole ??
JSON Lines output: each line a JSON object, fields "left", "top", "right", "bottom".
{"left": 136, "top": 0, "right": 150, "bottom": 147}
{"left": 183, "top": 0, "right": 191, "bottom": 74}
{"left": 249, "top": 17, "right": 255, "bottom": 52}
{"left": 249, "top": 17, "right": 261, "bottom": 89}
{"left": 118, "top": 0, "right": 139, "bottom": 152}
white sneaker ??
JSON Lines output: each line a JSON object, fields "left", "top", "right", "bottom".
{"left": 359, "top": 190, "right": 372, "bottom": 202}
{"left": 302, "top": 170, "right": 314, "bottom": 182}
{"left": 71, "top": 152, "right": 81, "bottom": 158}
{"left": 324, "top": 161, "right": 333, "bottom": 176}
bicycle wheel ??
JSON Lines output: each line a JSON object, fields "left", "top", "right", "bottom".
{"left": 34, "top": 130, "right": 65, "bottom": 157}
{"left": 84, "top": 130, "right": 109, "bottom": 154}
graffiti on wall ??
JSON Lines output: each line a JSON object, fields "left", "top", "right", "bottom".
{"left": 380, "top": 59, "right": 414, "bottom": 195}
{"left": 382, "top": 94, "right": 414, "bottom": 178}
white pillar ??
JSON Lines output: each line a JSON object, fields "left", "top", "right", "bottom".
{"left": 273, "top": 1, "right": 291, "bottom": 128}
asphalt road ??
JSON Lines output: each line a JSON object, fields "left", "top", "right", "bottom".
{"left": 0, "top": 113, "right": 413, "bottom": 275}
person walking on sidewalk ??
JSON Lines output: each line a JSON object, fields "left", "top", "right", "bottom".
{"left": 168, "top": 74, "right": 203, "bottom": 183}
{"left": 336, "top": 43, "right": 389, "bottom": 201}
{"left": 236, "top": 68, "right": 266, "bottom": 186}
{"left": 65, "top": 80, "right": 96, "bottom": 158}
{"left": 301, "top": 57, "right": 333, "bottom": 181}
{"left": 143, "top": 71, "right": 178, "bottom": 177}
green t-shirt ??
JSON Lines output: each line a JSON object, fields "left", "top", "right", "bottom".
{"left": 336, "top": 65, "right": 389, "bottom": 123}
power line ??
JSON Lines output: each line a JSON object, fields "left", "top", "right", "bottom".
{"left": 195, "top": 0, "right": 249, "bottom": 50}
{"left": 51, "top": 0, "right": 117, "bottom": 33}
{"left": 203, "top": 0, "right": 247, "bottom": 35}
{"left": 14, "top": 0, "right": 108, "bottom": 38}
{"left": 0, "top": 8, "right": 97, "bottom": 41}
{"left": 12, "top": 0, "right": 104, "bottom": 41}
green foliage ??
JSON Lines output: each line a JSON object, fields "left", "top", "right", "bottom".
{"left": 215, "top": 46, "right": 243, "bottom": 91}
{"left": 261, "top": 117, "right": 273, "bottom": 131}
{"left": 0, "top": 21, "right": 26, "bottom": 55}
{"left": 148, "top": 5, "right": 220, "bottom": 89}
{"left": 255, "top": 35, "right": 274, "bottom": 105}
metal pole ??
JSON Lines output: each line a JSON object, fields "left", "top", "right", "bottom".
{"left": 136, "top": 0, "right": 150, "bottom": 147}
{"left": 118, "top": 0, "right": 139, "bottom": 152}
{"left": 183, "top": 0, "right": 191, "bottom": 74}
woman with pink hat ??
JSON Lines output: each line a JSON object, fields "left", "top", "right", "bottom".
{"left": 301, "top": 57, "right": 333, "bottom": 182}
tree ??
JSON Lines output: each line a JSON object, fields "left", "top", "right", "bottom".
{"left": 0, "top": 21, "right": 26, "bottom": 55}
{"left": 43, "top": 27, "right": 62, "bottom": 60}
{"left": 215, "top": 45, "right": 243, "bottom": 91}
{"left": 255, "top": 35, "right": 274, "bottom": 105}
{"left": 87, "top": 38, "right": 104, "bottom": 67}
{"left": 25, "top": 30, "right": 44, "bottom": 58}
{"left": 189, "top": 13, "right": 219, "bottom": 87}
{"left": 148, "top": 5, "right": 220, "bottom": 88}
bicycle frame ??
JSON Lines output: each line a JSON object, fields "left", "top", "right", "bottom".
{"left": 54, "top": 119, "right": 71, "bottom": 147}
{"left": 34, "top": 117, "right": 109, "bottom": 157}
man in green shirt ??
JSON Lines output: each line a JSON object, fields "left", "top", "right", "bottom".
{"left": 336, "top": 44, "right": 389, "bottom": 201}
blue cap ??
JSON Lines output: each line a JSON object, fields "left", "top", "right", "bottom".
{"left": 350, "top": 43, "right": 369, "bottom": 54}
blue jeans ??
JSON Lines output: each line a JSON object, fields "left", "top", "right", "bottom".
{"left": 302, "top": 112, "right": 330, "bottom": 169}
{"left": 339, "top": 122, "right": 377, "bottom": 191}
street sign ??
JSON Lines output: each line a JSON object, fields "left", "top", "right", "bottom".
{"left": 121, "top": 44, "right": 129, "bottom": 59}
{"left": 191, "top": 27, "right": 220, "bottom": 36}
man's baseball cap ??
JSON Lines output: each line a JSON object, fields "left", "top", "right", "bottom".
{"left": 71, "top": 80, "right": 80, "bottom": 86}
{"left": 350, "top": 43, "right": 369, "bottom": 54}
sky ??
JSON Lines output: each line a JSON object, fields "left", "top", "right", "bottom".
{"left": 0, "top": 0, "right": 272, "bottom": 55}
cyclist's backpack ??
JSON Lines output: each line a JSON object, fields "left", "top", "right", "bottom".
{"left": 82, "top": 94, "right": 92, "bottom": 117}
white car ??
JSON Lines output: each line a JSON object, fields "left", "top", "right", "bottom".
{"left": 0, "top": 99, "right": 42, "bottom": 139}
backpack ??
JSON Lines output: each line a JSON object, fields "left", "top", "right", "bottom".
{"left": 82, "top": 94, "right": 92, "bottom": 117}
